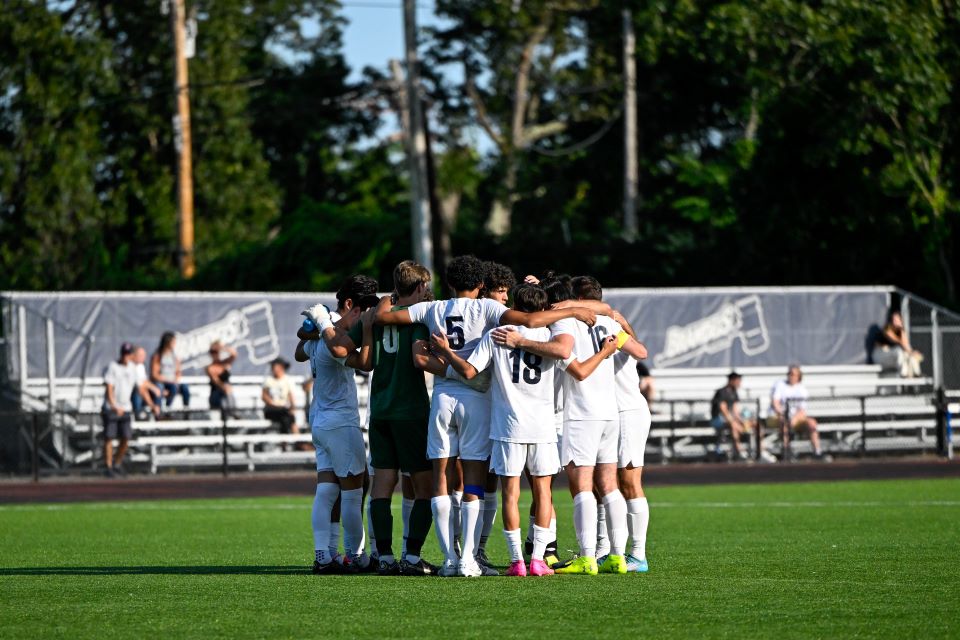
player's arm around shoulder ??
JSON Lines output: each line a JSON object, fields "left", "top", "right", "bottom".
{"left": 345, "top": 309, "right": 376, "bottom": 372}
{"left": 430, "top": 332, "right": 480, "bottom": 380}
{"left": 563, "top": 335, "right": 618, "bottom": 382}
{"left": 412, "top": 339, "right": 449, "bottom": 376}
{"left": 375, "top": 295, "right": 415, "bottom": 326}
{"left": 491, "top": 325, "right": 574, "bottom": 360}
{"left": 501, "top": 305, "right": 599, "bottom": 329}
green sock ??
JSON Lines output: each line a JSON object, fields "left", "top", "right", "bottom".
{"left": 370, "top": 498, "right": 394, "bottom": 558}
{"left": 406, "top": 499, "right": 433, "bottom": 557}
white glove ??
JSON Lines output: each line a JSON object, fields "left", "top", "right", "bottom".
{"left": 301, "top": 303, "right": 333, "bottom": 332}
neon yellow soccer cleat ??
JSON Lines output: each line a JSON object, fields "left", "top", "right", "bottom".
{"left": 598, "top": 554, "right": 628, "bottom": 574}
{"left": 553, "top": 556, "right": 598, "bottom": 575}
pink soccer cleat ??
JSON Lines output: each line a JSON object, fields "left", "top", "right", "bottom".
{"left": 505, "top": 560, "right": 528, "bottom": 577}
{"left": 528, "top": 559, "right": 555, "bottom": 576}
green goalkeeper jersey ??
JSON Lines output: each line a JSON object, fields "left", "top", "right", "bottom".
{"left": 350, "top": 306, "right": 430, "bottom": 421}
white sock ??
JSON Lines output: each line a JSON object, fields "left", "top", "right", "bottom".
{"left": 503, "top": 528, "right": 523, "bottom": 562}
{"left": 451, "top": 491, "right": 463, "bottom": 542}
{"left": 340, "top": 488, "right": 364, "bottom": 557}
{"left": 627, "top": 497, "right": 650, "bottom": 559}
{"left": 311, "top": 483, "right": 339, "bottom": 564}
{"left": 596, "top": 501, "right": 610, "bottom": 557}
{"left": 603, "top": 490, "right": 628, "bottom": 556}
{"left": 365, "top": 498, "right": 377, "bottom": 559}
{"left": 526, "top": 513, "right": 536, "bottom": 543}
{"left": 328, "top": 520, "right": 340, "bottom": 558}
{"left": 460, "top": 499, "right": 482, "bottom": 562}
{"left": 401, "top": 497, "right": 414, "bottom": 556}
{"left": 573, "top": 491, "right": 598, "bottom": 558}
{"left": 431, "top": 495, "right": 454, "bottom": 563}
{"left": 549, "top": 516, "right": 557, "bottom": 537}
{"left": 480, "top": 491, "right": 497, "bottom": 549}
{"left": 532, "top": 524, "right": 552, "bottom": 561}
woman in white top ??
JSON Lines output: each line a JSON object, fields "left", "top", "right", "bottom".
{"left": 151, "top": 331, "right": 191, "bottom": 408}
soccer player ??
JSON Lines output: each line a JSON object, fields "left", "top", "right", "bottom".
{"left": 375, "top": 255, "right": 600, "bottom": 577}
{"left": 609, "top": 311, "right": 652, "bottom": 573}
{"left": 497, "top": 275, "right": 647, "bottom": 575}
{"left": 475, "top": 260, "right": 517, "bottom": 566}
{"left": 295, "top": 276, "right": 378, "bottom": 574}
{"left": 345, "top": 260, "right": 439, "bottom": 576}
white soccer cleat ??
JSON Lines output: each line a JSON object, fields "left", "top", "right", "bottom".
{"left": 458, "top": 559, "right": 483, "bottom": 577}
{"left": 438, "top": 560, "right": 459, "bottom": 577}
{"left": 301, "top": 303, "right": 331, "bottom": 326}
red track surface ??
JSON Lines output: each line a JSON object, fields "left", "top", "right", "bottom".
{"left": 2, "top": 458, "right": 958, "bottom": 504}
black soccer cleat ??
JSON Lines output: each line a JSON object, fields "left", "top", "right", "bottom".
{"left": 378, "top": 559, "right": 401, "bottom": 576}
{"left": 312, "top": 560, "right": 339, "bottom": 575}
{"left": 400, "top": 557, "right": 438, "bottom": 576}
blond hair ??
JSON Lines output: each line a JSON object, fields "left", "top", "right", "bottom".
{"left": 393, "top": 260, "right": 431, "bottom": 296}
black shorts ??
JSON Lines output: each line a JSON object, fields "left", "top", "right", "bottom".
{"left": 369, "top": 418, "right": 430, "bottom": 474}
{"left": 102, "top": 410, "right": 133, "bottom": 440}
{"left": 264, "top": 407, "right": 295, "bottom": 432}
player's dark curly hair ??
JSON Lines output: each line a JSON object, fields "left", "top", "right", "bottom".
{"left": 445, "top": 255, "right": 486, "bottom": 293}
{"left": 570, "top": 275, "right": 603, "bottom": 301}
{"left": 510, "top": 284, "right": 548, "bottom": 313}
{"left": 482, "top": 261, "right": 516, "bottom": 297}
{"left": 336, "top": 274, "right": 379, "bottom": 310}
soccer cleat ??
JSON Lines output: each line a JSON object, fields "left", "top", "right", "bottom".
{"left": 400, "top": 558, "right": 438, "bottom": 576}
{"left": 341, "top": 554, "right": 363, "bottom": 574}
{"left": 438, "top": 560, "right": 459, "bottom": 577}
{"left": 599, "top": 554, "right": 628, "bottom": 574}
{"left": 625, "top": 554, "right": 648, "bottom": 573}
{"left": 524, "top": 538, "right": 534, "bottom": 557}
{"left": 378, "top": 559, "right": 401, "bottom": 576}
{"left": 458, "top": 559, "right": 483, "bottom": 577}
{"left": 529, "top": 559, "right": 555, "bottom": 576}
{"left": 543, "top": 552, "right": 560, "bottom": 568}
{"left": 478, "top": 563, "right": 499, "bottom": 576}
{"left": 475, "top": 548, "right": 494, "bottom": 569}
{"left": 553, "top": 556, "right": 598, "bottom": 575}
{"left": 312, "top": 560, "right": 338, "bottom": 575}
{"left": 505, "top": 560, "right": 527, "bottom": 577}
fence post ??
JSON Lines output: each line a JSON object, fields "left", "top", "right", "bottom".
{"left": 931, "top": 309, "right": 942, "bottom": 388}
{"left": 31, "top": 412, "right": 39, "bottom": 482}
{"left": 221, "top": 407, "right": 229, "bottom": 477}
{"left": 754, "top": 398, "right": 762, "bottom": 461}
{"left": 860, "top": 397, "right": 867, "bottom": 457}
{"left": 782, "top": 400, "right": 791, "bottom": 462}
{"left": 935, "top": 387, "right": 951, "bottom": 459}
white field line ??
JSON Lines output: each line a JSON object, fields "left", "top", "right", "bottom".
{"left": 1, "top": 500, "right": 960, "bottom": 513}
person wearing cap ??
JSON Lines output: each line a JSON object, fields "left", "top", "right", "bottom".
{"left": 710, "top": 372, "right": 757, "bottom": 461}
{"left": 102, "top": 342, "right": 142, "bottom": 476}
{"left": 262, "top": 357, "right": 300, "bottom": 439}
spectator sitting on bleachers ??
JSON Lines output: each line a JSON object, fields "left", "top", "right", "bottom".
{"left": 262, "top": 357, "right": 298, "bottom": 434}
{"left": 636, "top": 360, "right": 655, "bottom": 407}
{"left": 130, "top": 346, "right": 161, "bottom": 420}
{"left": 151, "top": 331, "right": 191, "bottom": 408}
{"left": 710, "top": 372, "right": 758, "bottom": 461}
{"left": 871, "top": 309, "right": 924, "bottom": 378}
{"left": 769, "top": 365, "right": 826, "bottom": 460}
{"left": 206, "top": 341, "right": 237, "bottom": 414}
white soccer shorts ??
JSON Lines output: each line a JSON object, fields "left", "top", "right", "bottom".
{"left": 313, "top": 425, "right": 367, "bottom": 477}
{"left": 618, "top": 404, "right": 651, "bottom": 469}
{"left": 491, "top": 440, "right": 561, "bottom": 477}
{"left": 427, "top": 388, "right": 492, "bottom": 461}
{"left": 561, "top": 419, "right": 618, "bottom": 467}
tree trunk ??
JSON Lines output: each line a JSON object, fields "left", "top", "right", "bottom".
{"left": 486, "top": 154, "right": 518, "bottom": 236}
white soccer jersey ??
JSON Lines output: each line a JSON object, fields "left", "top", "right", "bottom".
{"left": 467, "top": 326, "right": 557, "bottom": 444}
{"left": 560, "top": 315, "right": 623, "bottom": 422}
{"left": 407, "top": 297, "right": 507, "bottom": 392}
{"left": 304, "top": 339, "right": 359, "bottom": 431}
{"left": 614, "top": 351, "right": 646, "bottom": 412}
{"left": 550, "top": 319, "right": 577, "bottom": 414}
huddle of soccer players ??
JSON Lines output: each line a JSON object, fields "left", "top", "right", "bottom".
{"left": 295, "top": 255, "right": 652, "bottom": 577}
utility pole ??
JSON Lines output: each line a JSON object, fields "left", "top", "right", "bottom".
{"left": 402, "top": 0, "right": 434, "bottom": 275}
{"left": 622, "top": 7, "right": 639, "bottom": 242}
{"left": 171, "top": 0, "right": 195, "bottom": 279}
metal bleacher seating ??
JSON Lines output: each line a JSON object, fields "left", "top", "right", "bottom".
{"left": 18, "top": 363, "right": 949, "bottom": 472}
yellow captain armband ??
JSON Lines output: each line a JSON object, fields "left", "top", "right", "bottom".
{"left": 616, "top": 331, "right": 630, "bottom": 349}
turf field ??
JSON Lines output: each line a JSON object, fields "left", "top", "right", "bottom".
{"left": 1, "top": 478, "right": 958, "bottom": 639}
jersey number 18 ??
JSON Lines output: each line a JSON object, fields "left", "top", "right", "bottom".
{"left": 509, "top": 348, "right": 542, "bottom": 384}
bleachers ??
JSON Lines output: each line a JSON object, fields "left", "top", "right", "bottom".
{"left": 13, "top": 363, "right": 953, "bottom": 472}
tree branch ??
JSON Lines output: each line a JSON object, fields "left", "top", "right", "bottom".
{"left": 464, "top": 65, "right": 506, "bottom": 152}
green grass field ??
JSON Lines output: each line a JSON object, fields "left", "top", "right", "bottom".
{"left": 1, "top": 478, "right": 958, "bottom": 639}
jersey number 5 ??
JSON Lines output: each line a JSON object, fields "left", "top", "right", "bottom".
{"left": 445, "top": 316, "right": 465, "bottom": 350}
{"left": 509, "top": 348, "right": 542, "bottom": 384}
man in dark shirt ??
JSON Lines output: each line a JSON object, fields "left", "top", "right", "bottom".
{"left": 710, "top": 372, "right": 754, "bottom": 460}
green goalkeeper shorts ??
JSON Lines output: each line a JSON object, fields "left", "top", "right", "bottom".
{"left": 369, "top": 418, "right": 431, "bottom": 474}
